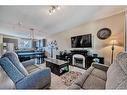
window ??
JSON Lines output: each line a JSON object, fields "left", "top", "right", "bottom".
{"left": 18, "top": 38, "right": 32, "bottom": 49}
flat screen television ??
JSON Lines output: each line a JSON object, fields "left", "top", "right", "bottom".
{"left": 71, "top": 34, "right": 92, "bottom": 48}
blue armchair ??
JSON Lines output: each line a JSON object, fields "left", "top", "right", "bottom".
{"left": 0, "top": 52, "right": 51, "bottom": 89}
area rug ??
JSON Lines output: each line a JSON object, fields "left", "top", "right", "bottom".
{"left": 60, "top": 71, "right": 82, "bottom": 86}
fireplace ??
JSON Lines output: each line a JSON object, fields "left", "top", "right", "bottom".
{"left": 73, "top": 54, "right": 85, "bottom": 68}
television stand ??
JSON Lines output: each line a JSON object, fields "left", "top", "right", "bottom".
{"left": 56, "top": 50, "right": 104, "bottom": 69}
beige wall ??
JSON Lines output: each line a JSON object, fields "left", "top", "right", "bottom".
{"left": 46, "top": 12, "right": 125, "bottom": 65}
{"left": 0, "top": 35, "right": 3, "bottom": 56}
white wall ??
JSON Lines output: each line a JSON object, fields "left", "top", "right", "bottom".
{"left": 45, "top": 12, "right": 125, "bottom": 65}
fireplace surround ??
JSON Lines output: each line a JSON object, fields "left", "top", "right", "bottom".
{"left": 56, "top": 50, "right": 104, "bottom": 69}
{"left": 73, "top": 54, "right": 85, "bottom": 68}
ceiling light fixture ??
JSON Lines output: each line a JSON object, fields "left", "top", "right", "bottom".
{"left": 48, "top": 5, "right": 61, "bottom": 15}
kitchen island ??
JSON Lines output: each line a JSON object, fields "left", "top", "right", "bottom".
{"left": 15, "top": 50, "right": 45, "bottom": 64}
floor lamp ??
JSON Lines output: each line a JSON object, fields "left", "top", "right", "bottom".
{"left": 110, "top": 40, "right": 118, "bottom": 64}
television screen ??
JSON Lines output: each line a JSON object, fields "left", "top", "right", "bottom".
{"left": 71, "top": 34, "right": 92, "bottom": 48}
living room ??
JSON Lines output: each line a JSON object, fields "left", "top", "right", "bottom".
{"left": 45, "top": 10, "right": 124, "bottom": 66}
{"left": 0, "top": 4, "right": 127, "bottom": 92}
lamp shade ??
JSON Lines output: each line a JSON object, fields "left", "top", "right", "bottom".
{"left": 109, "top": 40, "right": 119, "bottom": 45}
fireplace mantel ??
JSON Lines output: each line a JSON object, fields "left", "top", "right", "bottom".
{"left": 70, "top": 50, "right": 88, "bottom": 57}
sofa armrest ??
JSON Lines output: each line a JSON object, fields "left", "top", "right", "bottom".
{"left": 92, "top": 62, "right": 109, "bottom": 72}
{"left": 22, "top": 59, "right": 35, "bottom": 68}
{"left": 16, "top": 68, "right": 51, "bottom": 89}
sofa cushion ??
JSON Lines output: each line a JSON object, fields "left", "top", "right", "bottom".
{"left": 106, "top": 52, "right": 127, "bottom": 89}
{"left": 22, "top": 59, "right": 36, "bottom": 68}
{"left": 73, "top": 67, "right": 94, "bottom": 87}
{"left": 0, "top": 65, "right": 15, "bottom": 89}
{"left": 2, "top": 52, "right": 28, "bottom": 76}
{"left": 91, "top": 68, "right": 107, "bottom": 81}
{"left": 81, "top": 66, "right": 107, "bottom": 89}
{"left": 0, "top": 57, "right": 25, "bottom": 83}
{"left": 25, "top": 65, "right": 41, "bottom": 74}
{"left": 82, "top": 74, "right": 106, "bottom": 89}
{"left": 16, "top": 68, "right": 51, "bottom": 89}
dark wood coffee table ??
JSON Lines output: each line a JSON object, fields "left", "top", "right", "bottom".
{"left": 45, "top": 58, "right": 69, "bottom": 76}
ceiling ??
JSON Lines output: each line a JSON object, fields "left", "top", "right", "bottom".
{"left": 0, "top": 6, "right": 127, "bottom": 39}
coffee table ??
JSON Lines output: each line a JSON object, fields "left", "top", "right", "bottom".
{"left": 45, "top": 58, "right": 69, "bottom": 76}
